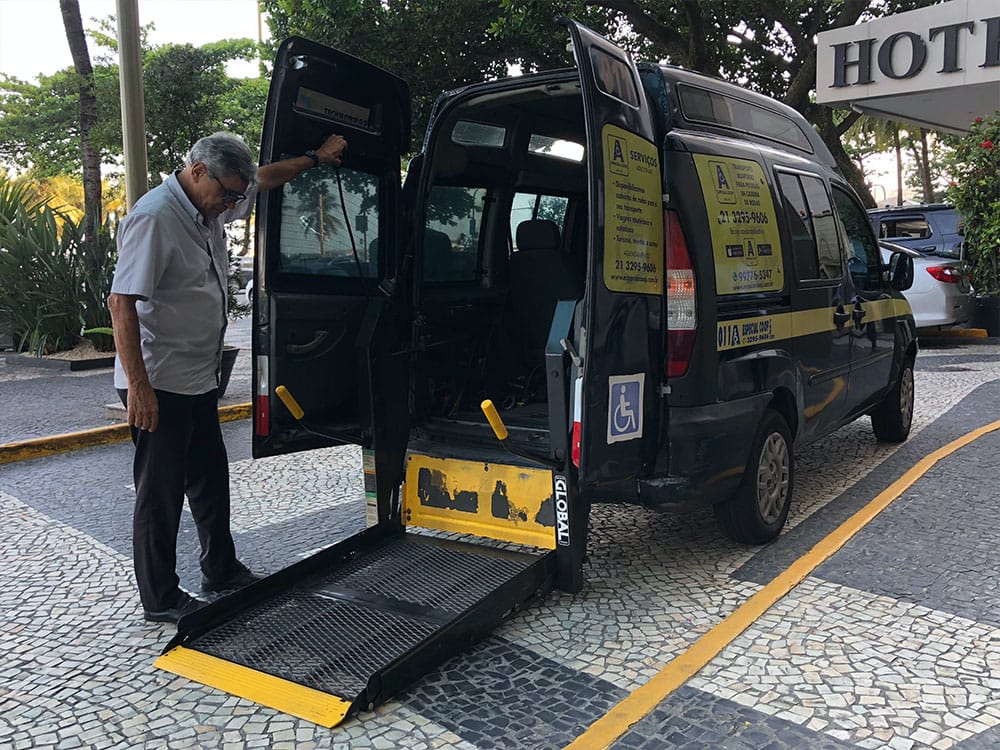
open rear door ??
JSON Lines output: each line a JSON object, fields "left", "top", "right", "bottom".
{"left": 561, "top": 20, "right": 664, "bottom": 488}
{"left": 253, "top": 38, "right": 410, "bottom": 464}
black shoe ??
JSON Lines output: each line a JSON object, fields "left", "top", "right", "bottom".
{"left": 143, "top": 592, "right": 207, "bottom": 624}
{"left": 201, "top": 561, "right": 264, "bottom": 592}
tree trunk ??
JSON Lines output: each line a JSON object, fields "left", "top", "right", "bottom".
{"left": 59, "top": 0, "right": 101, "bottom": 255}
{"left": 809, "top": 105, "right": 876, "bottom": 208}
{"left": 918, "top": 128, "right": 933, "bottom": 202}
{"left": 893, "top": 127, "right": 903, "bottom": 206}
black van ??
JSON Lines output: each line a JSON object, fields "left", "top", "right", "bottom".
{"left": 157, "top": 20, "right": 919, "bottom": 724}
{"left": 251, "top": 20, "right": 917, "bottom": 575}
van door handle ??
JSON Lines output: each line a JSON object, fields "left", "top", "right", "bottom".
{"left": 852, "top": 302, "right": 866, "bottom": 324}
{"left": 287, "top": 329, "right": 330, "bottom": 355}
{"left": 833, "top": 308, "right": 850, "bottom": 327}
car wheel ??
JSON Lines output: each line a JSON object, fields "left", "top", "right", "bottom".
{"left": 714, "top": 409, "right": 794, "bottom": 544}
{"left": 871, "top": 358, "right": 914, "bottom": 443}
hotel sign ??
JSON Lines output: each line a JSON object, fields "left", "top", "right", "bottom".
{"left": 816, "top": 0, "right": 1000, "bottom": 133}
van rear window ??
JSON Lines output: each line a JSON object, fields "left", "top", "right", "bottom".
{"left": 452, "top": 121, "right": 506, "bottom": 148}
{"left": 277, "top": 165, "right": 379, "bottom": 279}
{"left": 678, "top": 84, "right": 812, "bottom": 153}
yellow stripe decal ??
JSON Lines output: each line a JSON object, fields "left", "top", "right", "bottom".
{"left": 565, "top": 418, "right": 1000, "bottom": 750}
{"left": 155, "top": 646, "right": 352, "bottom": 727}
{"left": 717, "top": 297, "right": 912, "bottom": 352}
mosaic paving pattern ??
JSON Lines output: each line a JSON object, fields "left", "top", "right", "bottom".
{"left": 2, "top": 341, "right": 1000, "bottom": 748}
{"left": 689, "top": 578, "right": 1000, "bottom": 749}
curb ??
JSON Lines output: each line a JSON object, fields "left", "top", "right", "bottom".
{"left": 918, "top": 328, "right": 1000, "bottom": 347}
{"left": 0, "top": 352, "right": 116, "bottom": 371}
{"left": 919, "top": 327, "right": 988, "bottom": 339}
{"left": 0, "top": 403, "right": 252, "bottom": 465}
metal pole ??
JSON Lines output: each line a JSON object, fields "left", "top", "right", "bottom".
{"left": 116, "top": 0, "right": 148, "bottom": 208}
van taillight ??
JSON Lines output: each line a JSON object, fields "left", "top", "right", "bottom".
{"left": 665, "top": 209, "right": 696, "bottom": 377}
{"left": 570, "top": 373, "right": 583, "bottom": 468}
{"left": 254, "top": 355, "right": 269, "bottom": 436}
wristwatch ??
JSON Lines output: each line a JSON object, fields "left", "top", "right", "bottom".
{"left": 304, "top": 149, "right": 320, "bottom": 168}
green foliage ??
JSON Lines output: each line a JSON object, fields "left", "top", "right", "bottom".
{"left": 261, "top": 0, "right": 549, "bottom": 142}
{"left": 0, "top": 33, "right": 267, "bottom": 183}
{"left": 0, "top": 174, "right": 115, "bottom": 354}
{"left": 947, "top": 114, "right": 1000, "bottom": 295}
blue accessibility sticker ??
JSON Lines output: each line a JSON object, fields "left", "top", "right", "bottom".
{"left": 607, "top": 373, "right": 644, "bottom": 443}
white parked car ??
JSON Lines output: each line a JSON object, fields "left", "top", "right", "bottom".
{"left": 878, "top": 240, "right": 973, "bottom": 329}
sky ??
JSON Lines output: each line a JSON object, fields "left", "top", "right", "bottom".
{"left": 0, "top": 0, "right": 268, "bottom": 81}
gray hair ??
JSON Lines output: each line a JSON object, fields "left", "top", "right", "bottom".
{"left": 185, "top": 132, "right": 257, "bottom": 185}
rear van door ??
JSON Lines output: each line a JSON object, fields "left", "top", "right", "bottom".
{"left": 252, "top": 38, "right": 411, "bottom": 467}
{"left": 562, "top": 20, "right": 664, "bottom": 487}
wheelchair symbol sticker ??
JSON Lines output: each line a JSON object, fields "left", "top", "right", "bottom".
{"left": 607, "top": 373, "right": 644, "bottom": 443}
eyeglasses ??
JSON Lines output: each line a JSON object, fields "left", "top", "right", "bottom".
{"left": 209, "top": 173, "right": 247, "bottom": 205}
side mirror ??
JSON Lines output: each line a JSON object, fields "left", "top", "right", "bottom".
{"left": 887, "top": 251, "right": 914, "bottom": 291}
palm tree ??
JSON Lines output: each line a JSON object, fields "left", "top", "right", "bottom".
{"left": 58, "top": 0, "right": 102, "bottom": 265}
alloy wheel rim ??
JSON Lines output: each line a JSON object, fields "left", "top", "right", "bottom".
{"left": 900, "top": 368, "right": 914, "bottom": 431}
{"left": 756, "top": 432, "right": 789, "bottom": 524}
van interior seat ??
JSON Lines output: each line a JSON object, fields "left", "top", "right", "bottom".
{"left": 508, "top": 219, "right": 583, "bottom": 375}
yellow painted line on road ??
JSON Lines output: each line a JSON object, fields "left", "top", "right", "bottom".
{"left": 0, "top": 403, "right": 251, "bottom": 465}
{"left": 566, "top": 418, "right": 1000, "bottom": 750}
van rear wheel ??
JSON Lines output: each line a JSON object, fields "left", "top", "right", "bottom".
{"left": 714, "top": 409, "right": 793, "bottom": 544}
{"left": 870, "top": 360, "right": 914, "bottom": 443}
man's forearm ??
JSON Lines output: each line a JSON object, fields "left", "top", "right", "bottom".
{"left": 108, "top": 293, "right": 149, "bottom": 388}
{"left": 256, "top": 156, "right": 316, "bottom": 191}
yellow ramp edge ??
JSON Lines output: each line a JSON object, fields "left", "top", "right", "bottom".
{"left": 155, "top": 646, "right": 352, "bottom": 728}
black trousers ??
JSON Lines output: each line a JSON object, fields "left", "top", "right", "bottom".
{"left": 118, "top": 388, "right": 237, "bottom": 610}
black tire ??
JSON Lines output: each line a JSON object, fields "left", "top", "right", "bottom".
{"left": 714, "top": 409, "right": 794, "bottom": 544}
{"left": 871, "top": 359, "right": 914, "bottom": 443}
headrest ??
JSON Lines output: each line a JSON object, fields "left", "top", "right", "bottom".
{"left": 516, "top": 219, "right": 560, "bottom": 252}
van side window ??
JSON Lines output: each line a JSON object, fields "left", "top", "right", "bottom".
{"left": 510, "top": 193, "right": 569, "bottom": 250}
{"left": 776, "top": 173, "right": 842, "bottom": 281}
{"left": 776, "top": 173, "right": 818, "bottom": 280}
{"left": 424, "top": 185, "right": 486, "bottom": 282}
{"left": 278, "top": 167, "right": 379, "bottom": 278}
{"left": 799, "top": 175, "right": 842, "bottom": 280}
{"left": 832, "top": 187, "right": 882, "bottom": 291}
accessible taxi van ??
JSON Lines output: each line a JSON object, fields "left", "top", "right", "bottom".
{"left": 154, "top": 20, "right": 918, "bottom": 727}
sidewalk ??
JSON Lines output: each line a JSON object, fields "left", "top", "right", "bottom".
{"left": 0, "top": 316, "right": 252, "bottom": 444}
{"left": 1, "top": 326, "right": 999, "bottom": 748}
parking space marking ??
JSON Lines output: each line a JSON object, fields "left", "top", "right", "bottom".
{"left": 566, "top": 418, "right": 1000, "bottom": 750}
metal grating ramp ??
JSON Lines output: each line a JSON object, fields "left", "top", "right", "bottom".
{"left": 317, "top": 535, "right": 534, "bottom": 612}
{"left": 189, "top": 590, "right": 440, "bottom": 697}
{"left": 156, "top": 532, "right": 551, "bottom": 727}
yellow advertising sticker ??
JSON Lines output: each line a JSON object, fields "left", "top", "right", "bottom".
{"left": 693, "top": 155, "right": 784, "bottom": 295}
{"left": 602, "top": 124, "right": 663, "bottom": 294}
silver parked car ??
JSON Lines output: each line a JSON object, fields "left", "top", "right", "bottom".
{"left": 878, "top": 240, "right": 973, "bottom": 329}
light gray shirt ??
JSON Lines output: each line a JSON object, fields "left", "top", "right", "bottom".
{"left": 111, "top": 173, "right": 255, "bottom": 394}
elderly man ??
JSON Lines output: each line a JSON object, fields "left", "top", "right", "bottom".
{"left": 109, "top": 131, "right": 347, "bottom": 623}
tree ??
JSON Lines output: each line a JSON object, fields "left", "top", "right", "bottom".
{"left": 261, "top": 0, "right": 570, "bottom": 142}
{"left": 497, "top": 0, "right": 945, "bottom": 205}
{"left": 947, "top": 114, "right": 1000, "bottom": 295}
{"left": 59, "top": 0, "right": 102, "bottom": 254}
{"left": 0, "top": 27, "right": 265, "bottom": 186}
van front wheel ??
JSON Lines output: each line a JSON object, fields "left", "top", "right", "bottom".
{"left": 714, "top": 410, "right": 793, "bottom": 544}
